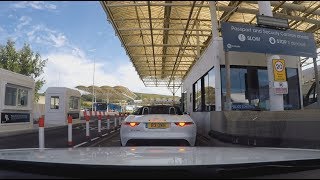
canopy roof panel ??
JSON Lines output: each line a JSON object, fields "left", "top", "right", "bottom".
{"left": 100, "top": 1, "right": 320, "bottom": 88}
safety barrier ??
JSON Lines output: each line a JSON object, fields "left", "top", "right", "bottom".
{"left": 37, "top": 111, "right": 125, "bottom": 149}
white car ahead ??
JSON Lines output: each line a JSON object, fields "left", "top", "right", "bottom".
{"left": 120, "top": 105, "right": 196, "bottom": 146}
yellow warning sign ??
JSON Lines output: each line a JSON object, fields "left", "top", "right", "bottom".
{"left": 273, "top": 59, "right": 286, "bottom": 82}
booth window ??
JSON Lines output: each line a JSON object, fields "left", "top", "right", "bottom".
{"left": 181, "top": 91, "right": 187, "bottom": 113}
{"left": 5, "top": 85, "right": 29, "bottom": 107}
{"left": 193, "top": 79, "right": 202, "bottom": 111}
{"left": 284, "top": 68, "right": 301, "bottom": 110}
{"left": 193, "top": 67, "right": 215, "bottom": 112}
{"left": 69, "top": 96, "right": 79, "bottom": 110}
{"left": 221, "top": 66, "right": 270, "bottom": 111}
{"left": 204, "top": 68, "right": 215, "bottom": 111}
{"left": 18, "top": 89, "right": 28, "bottom": 106}
{"left": 221, "top": 66, "right": 301, "bottom": 111}
{"left": 50, "top": 96, "right": 60, "bottom": 109}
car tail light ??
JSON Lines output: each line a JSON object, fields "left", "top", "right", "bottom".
{"left": 124, "top": 122, "right": 140, "bottom": 127}
{"left": 175, "top": 122, "right": 193, "bottom": 127}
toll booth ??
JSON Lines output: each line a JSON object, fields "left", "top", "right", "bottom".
{"left": 0, "top": 68, "right": 35, "bottom": 132}
{"left": 45, "top": 87, "right": 81, "bottom": 126}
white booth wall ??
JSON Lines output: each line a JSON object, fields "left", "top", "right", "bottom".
{"left": 182, "top": 38, "right": 302, "bottom": 136}
{"left": 45, "top": 87, "right": 81, "bottom": 126}
{"left": 0, "top": 68, "right": 35, "bottom": 132}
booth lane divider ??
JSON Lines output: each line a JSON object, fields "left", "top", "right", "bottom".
{"left": 98, "top": 111, "right": 102, "bottom": 135}
{"left": 38, "top": 116, "right": 45, "bottom": 150}
{"left": 107, "top": 115, "right": 110, "bottom": 130}
{"left": 68, "top": 115, "right": 73, "bottom": 146}
{"left": 114, "top": 114, "right": 117, "bottom": 129}
{"left": 85, "top": 114, "right": 90, "bottom": 140}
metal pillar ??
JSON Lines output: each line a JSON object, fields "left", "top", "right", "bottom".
{"left": 258, "top": 1, "right": 284, "bottom": 111}
{"left": 225, "top": 51, "right": 231, "bottom": 111}
{"left": 209, "top": 1, "right": 222, "bottom": 111}
{"left": 313, "top": 57, "right": 320, "bottom": 107}
{"left": 208, "top": 1, "right": 219, "bottom": 38}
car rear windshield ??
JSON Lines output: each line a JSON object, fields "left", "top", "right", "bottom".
{"left": 133, "top": 106, "right": 183, "bottom": 115}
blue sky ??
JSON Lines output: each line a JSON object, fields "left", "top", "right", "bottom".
{"left": 0, "top": 1, "right": 176, "bottom": 95}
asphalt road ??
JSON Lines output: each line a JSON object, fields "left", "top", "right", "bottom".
{"left": 0, "top": 116, "right": 122, "bottom": 149}
{"left": 0, "top": 115, "right": 243, "bottom": 149}
{"left": 90, "top": 131, "right": 244, "bottom": 147}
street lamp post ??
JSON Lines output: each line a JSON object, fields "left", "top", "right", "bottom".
{"left": 89, "top": 49, "right": 96, "bottom": 111}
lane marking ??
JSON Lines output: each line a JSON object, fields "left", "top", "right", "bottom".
{"left": 91, "top": 137, "right": 100, "bottom": 141}
{"left": 73, "top": 141, "right": 88, "bottom": 148}
{"left": 102, "top": 133, "right": 108, "bottom": 137}
{"left": 110, "top": 130, "right": 115, "bottom": 133}
{"left": 89, "top": 131, "right": 120, "bottom": 147}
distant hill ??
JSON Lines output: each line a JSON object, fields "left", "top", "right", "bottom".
{"left": 75, "top": 85, "right": 180, "bottom": 103}
{"left": 134, "top": 92, "right": 179, "bottom": 100}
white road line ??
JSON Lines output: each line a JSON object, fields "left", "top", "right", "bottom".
{"left": 110, "top": 130, "right": 115, "bottom": 133}
{"left": 102, "top": 133, "right": 108, "bottom": 137}
{"left": 73, "top": 142, "right": 88, "bottom": 148}
{"left": 91, "top": 137, "right": 100, "bottom": 141}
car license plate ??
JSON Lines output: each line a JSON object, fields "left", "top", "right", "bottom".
{"left": 147, "top": 123, "right": 169, "bottom": 129}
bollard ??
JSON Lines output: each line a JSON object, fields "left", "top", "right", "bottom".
{"left": 85, "top": 115, "right": 90, "bottom": 139}
{"left": 107, "top": 115, "right": 110, "bottom": 130}
{"left": 83, "top": 110, "right": 87, "bottom": 119}
{"left": 68, "top": 115, "right": 73, "bottom": 146}
{"left": 114, "top": 114, "right": 117, "bottom": 128}
{"left": 38, "top": 116, "right": 45, "bottom": 150}
{"left": 98, "top": 111, "right": 102, "bottom": 134}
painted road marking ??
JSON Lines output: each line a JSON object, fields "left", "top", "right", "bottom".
{"left": 110, "top": 130, "right": 115, "bottom": 133}
{"left": 73, "top": 141, "right": 88, "bottom": 148}
{"left": 91, "top": 137, "right": 100, "bottom": 141}
{"left": 89, "top": 131, "right": 120, "bottom": 147}
{"left": 102, "top": 133, "right": 108, "bottom": 137}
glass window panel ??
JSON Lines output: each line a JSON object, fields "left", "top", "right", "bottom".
{"left": 5, "top": 86, "right": 17, "bottom": 106}
{"left": 196, "top": 80, "right": 202, "bottom": 111}
{"left": 207, "top": 68, "right": 215, "bottom": 111}
{"left": 51, "top": 96, "right": 60, "bottom": 109}
{"left": 17, "top": 89, "right": 28, "bottom": 106}
{"left": 258, "top": 69, "right": 269, "bottom": 110}
{"left": 284, "top": 68, "right": 301, "bottom": 110}
{"left": 73, "top": 97, "right": 79, "bottom": 110}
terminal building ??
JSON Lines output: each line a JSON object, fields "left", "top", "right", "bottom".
{"left": 101, "top": 1, "right": 320, "bottom": 147}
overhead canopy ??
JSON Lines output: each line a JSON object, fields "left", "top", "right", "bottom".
{"left": 100, "top": 1, "right": 320, "bottom": 88}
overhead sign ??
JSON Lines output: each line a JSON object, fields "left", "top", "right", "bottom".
{"left": 274, "top": 81, "right": 288, "bottom": 94}
{"left": 221, "top": 22, "right": 317, "bottom": 58}
{"left": 1, "top": 113, "right": 30, "bottom": 124}
{"left": 273, "top": 59, "right": 286, "bottom": 81}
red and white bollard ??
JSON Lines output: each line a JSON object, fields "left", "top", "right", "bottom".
{"left": 98, "top": 111, "right": 102, "bottom": 134}
{"left": 89, "top": 111, "right": 92, "bottom": 117}
{"left": 107, "top": 115, "right": 110, "bottom": 130}
{"left": 83, "top": 110, "right": 87, "bottom": 119}
{"left": 85, "top": 115, "right": 90, "bottom": 139}
{"left": 68, "top": 115, "right": 73, "bottom": 146}
{"left": 38, "top": 116, "right": 45, "bottom": 150}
